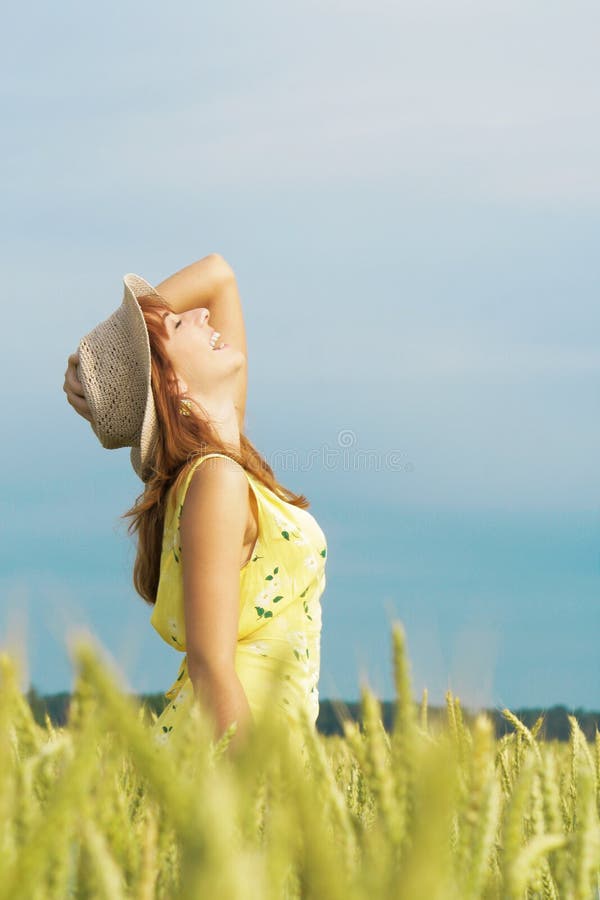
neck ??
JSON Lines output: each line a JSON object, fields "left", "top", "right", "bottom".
{"left": 188, "top": 391, "right": 241, "bottom": 452}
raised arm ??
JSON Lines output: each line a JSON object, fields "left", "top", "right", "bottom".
{"left": 155, "top": 253, "right": 234, "bottom": 312}
{"left": 156, "top": 254, "right": 248, "bottom": 431}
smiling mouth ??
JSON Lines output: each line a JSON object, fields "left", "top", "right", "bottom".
{"left": 209, "top": 330, "right": 227, "bottom": 351}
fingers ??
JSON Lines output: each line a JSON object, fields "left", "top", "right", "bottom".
{"left": 66, "top": 391, "right": 93, "bottom": 422}
{"left": 64, "top": 349, "right": 93, "bottom": 422}
{"left": 63, "top": 351, "right": 84, "bottom": 396}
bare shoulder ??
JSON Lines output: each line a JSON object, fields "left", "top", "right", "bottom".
{"left": 179, "top": 456, "right": 249, "bottom": 551}
{"left": 185, "top": 454, "right": 247, "bottom": 497}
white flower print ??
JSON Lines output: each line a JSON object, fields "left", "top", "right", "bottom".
{"left": 273, "top": 513, "right": 302, "bottom": 542}
{"left": 288, "top": 630, "right": 308, "bottom": 651}
{"left": 153, "top": 727, "right": 172, "bottom": 746}
{"left": 304, "top": 555, "right": 318, "bottom": 571}
{"left": 288, "top": 630, "right": 310, "bottom": 670}
{"left": 291, "top": 529, "right": 303, "bottom": 541}
{"left": 273, "top": 513, "right": 293, "bottom": 531}
{"left": 248, "top": 641, "right": 270, "bottom": 656}
{"left": 254, "top": 588, "right": 272, "bottom": 609}
{"left": 177, "top": 685, "right": 192, "bottom": 703}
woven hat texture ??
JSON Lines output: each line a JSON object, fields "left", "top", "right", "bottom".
{"left": 77, "top": 274, "right": 161, "bottom": 481}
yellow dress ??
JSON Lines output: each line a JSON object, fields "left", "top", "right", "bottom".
{"left": 149, "top": 452, "right": 327, "bottom": 751}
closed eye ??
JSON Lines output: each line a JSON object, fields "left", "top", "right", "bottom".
{"left": 161, "top": 312, "right": 182, "bottom": 332}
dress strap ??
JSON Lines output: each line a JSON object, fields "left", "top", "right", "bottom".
{"left": 176, "top": 452, "right": 238, "bottom": 515}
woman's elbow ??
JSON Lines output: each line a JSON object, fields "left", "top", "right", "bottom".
{"left": 187, "top": 652, "right": 236, "bottom": 685}
{"left": 204, "top": 252, "right": 236, "bottom": 284}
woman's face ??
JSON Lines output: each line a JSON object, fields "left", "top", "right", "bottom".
{"left": 160, "top": 306, "right": 243, "bottom": 398}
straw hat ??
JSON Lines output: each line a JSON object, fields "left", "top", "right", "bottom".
{"left": 76, "top": 274, "right": 161, "bottom": 482}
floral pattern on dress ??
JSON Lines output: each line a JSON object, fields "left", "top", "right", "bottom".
{"left": 273, "top": 512, "right": 304, "bottom": 544}
{"left": 171, "top": 526, "right": 182, "bottom": 564}
{"left": 304, "top": 555, "right": 318, "bottom": 572}
{"left": 154, "top": 726, "right": 173, "bottom": 747}
{"left": 254, "top": 566, "right": 285, "bottom": 619}
{"left": 149, "top": 453, "right": 328, "bottom": 749}
{"left": 288, "top": 630, "right": 311, "bottom": 667}
{"left": 247, "top": 641, "right": 270, "bottom": 657}
{"left": 167, "top": 616, "right": 183, "bottom": 648}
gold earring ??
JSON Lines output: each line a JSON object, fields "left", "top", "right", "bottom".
{"left": 179, "top": 398, "right": 193, "bottom": 416}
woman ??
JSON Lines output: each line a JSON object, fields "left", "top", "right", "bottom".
{"left": 63, "top": 254, "right": 327, "bottom": 757}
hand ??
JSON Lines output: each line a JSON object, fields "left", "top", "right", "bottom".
{"left": 63, "top": 351, "right": 93, "bottom": 422}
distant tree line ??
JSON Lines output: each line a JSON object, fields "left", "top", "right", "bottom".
{"left": 25, "top": 686, "right": 599, "bottom": 742}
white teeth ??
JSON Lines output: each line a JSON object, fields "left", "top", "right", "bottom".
{"left": 209, "top": 331, "right": 221, "bottom": 349}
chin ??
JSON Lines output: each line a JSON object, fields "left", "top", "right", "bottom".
{"left": 228, "top": 348, "right": 247, "bottom": 368}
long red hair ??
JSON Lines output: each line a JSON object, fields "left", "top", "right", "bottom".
{"left": 121, "top": 293, "right": 310, "bottom": 606}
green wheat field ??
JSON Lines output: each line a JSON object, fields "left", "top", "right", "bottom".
{"left": 1, "top": 622, "right": 599, "bottom": 899}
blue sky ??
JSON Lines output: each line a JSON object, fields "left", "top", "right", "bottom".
{"left": 2, "top": 0, "right": 599, "bottom": 711}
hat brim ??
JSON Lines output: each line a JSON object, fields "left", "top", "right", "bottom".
{"left": 122, "top": 274, "right": 162, "bottom": 481}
